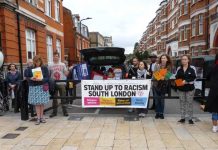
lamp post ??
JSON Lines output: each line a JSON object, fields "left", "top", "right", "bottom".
{"left": 79, "top": 17, "right": 92, "bottom": 62}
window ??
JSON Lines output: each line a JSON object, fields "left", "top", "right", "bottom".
{"left": 26, "top": 29, "right": 36, "bottom": 60}
{"left": 45, "top": 0, "right": 51, "bottom": 17}
{"left": 26, "top": 0, "right": 37, "bottom": 6}
{"left": 55, "top": 0, "right": 60, "bottom": 22}
{"left": 184, "top": 0, "right": 188, "bottom": 14}
{"left": 56, "top": 39, "right": 61, "bottom": 59}
{"left": 184, "top": 26, "right": 187, "bottom": 40}
{"left": 47, "top": 36, "right": 53, "bottom": 63}
{"left": 199, "top": 14, "right": 203, "bottom": 35}
{"left": 192, "top": 17, "right": 196, "bottom": 36}
{"left": 192, "top": 0, "right": 197, "bottom": 4}
{"left": 172, "top": 19, "right": 175, "bottom": 29}
{"left": 171, "top": 0, "right": 174, "bottom": 10}
{"left": 179, "top": 4, "right": 183, "bottom": 16}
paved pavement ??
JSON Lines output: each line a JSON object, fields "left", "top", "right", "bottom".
{"left": 0, "top": 113, "right": 217, "bottom": 150}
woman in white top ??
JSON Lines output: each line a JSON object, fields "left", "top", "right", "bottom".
{"left": 137, "top": 61, "right": 148, "bottom": 117}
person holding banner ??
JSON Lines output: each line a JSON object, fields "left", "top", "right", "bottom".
{"left": 153, "top": 54, "right": 172, "bottom": 119}
{"left": 137, "top": 61, "right": 148, "bottom": 117}
{"left": 25, "top": 55, "right": 50, "bottom": 125}
{"left": 49, "top": 52, "right": 69, "bottom": 117}
{"left": 128, "top": 57, "right": 139, "bottom": 79}
{"left": 175, "top": 55, "right": 196, "bottom": 124}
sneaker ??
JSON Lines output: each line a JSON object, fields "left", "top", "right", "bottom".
{"left": 40, "top": 118, "right": 46, "bottom": 123}
{"left": 189, "top": 119, "right": 194, "bottom": 124}
{"left": 178, "top": 119, "right": 185, "bottom": 123}
{"left": 35, "top": 119, "right": 40, "bottom": 125}
{"left": 212, "top": 126, "right": 218, "bottom": 133}
{"left": 139, "top": 113, "right": 146, "bottom": 118}
{"left": 155, "top": 114, "right": 159, "bottom": 119}
{"left": 159, "top": 114, "right": 164, "bottom": 119}
{"left": 49, "top": 113, "right": 57, "bottom": 118}
{"left": 63, "top": 113, "right": 69, "bottom": 117}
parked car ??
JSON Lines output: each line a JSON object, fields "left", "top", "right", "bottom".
{"left": 80, "top": 47, "right": 127, "bottom": 79}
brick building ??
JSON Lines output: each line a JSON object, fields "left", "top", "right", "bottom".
{"left": 89, "top": 32, "right": 105, "bottom": 47}
{"left": 63, "top": 8, "right": 90, "bottom": 65}
{"left": 139, "top": 0, "right": 218, "bottom": 57}
{"left": 0, "top": 0, "right": 64, "bottom": 74}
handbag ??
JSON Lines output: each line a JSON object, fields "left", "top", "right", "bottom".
{"left": 43, "top": 83, "right": 49, "bottom": 92}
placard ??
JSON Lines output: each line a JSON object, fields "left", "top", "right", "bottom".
{"left": 81, "top": 80, "right": 151, "bottom": 108}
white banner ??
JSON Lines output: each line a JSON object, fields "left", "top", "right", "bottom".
{"left": 81, "top": 80, "right": 151, "bottom": 108}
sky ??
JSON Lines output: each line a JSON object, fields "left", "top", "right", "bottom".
{"left": 63, "top": 0, "right": 162, "bottom": 54}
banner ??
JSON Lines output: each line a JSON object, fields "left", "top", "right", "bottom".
{"left": 81, "top": 80, "right": 151, "bottom": 108}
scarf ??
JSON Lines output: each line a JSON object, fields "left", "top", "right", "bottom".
{"left": 137, "top": 69, "right": 146, "bottom": 79}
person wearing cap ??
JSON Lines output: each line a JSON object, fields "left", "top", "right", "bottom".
{"left": 148, "top": 54, "right": 157, "bottom": 110}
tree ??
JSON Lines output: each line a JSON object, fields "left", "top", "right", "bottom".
{"left": 134, "top": 50, "right": 149, "bottom": 61}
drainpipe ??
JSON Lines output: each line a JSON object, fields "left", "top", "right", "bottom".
{"left": 206, "top": 0, "right": 209, "bottom": 54}
{"left": 16, "top": 0, "right": 23, "bottom": 79}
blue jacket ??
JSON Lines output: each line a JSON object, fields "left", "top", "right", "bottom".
{"left": 6, "top": 71, "right": 21, "bottom": 86}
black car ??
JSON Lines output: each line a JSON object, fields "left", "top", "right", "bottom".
{"left": 80, "top": 47, "right": 127, "bottom": 79}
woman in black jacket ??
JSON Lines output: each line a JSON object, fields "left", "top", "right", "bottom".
{"left": 202, "top": 54, "right": 218, "bottom": 132}
{"left": 175, "top": 55, "right": 196, "bottom": 124}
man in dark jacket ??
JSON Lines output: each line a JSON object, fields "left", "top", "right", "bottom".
{"left": 128, "top": 57, "right": 139, "bottom": 79}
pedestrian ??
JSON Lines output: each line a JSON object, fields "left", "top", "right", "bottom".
{"left": 127, "top": 57, "right": 139, "bottom": 79}
{"left": 153, "top": 54, "right": 172, "bottom": 119}
{"left": 25, "top": 55, "right": 50, "bottom": 125}
{"left": 148, "top": 54, "right": 157, "bottom": 110}
{"left": 137, "top": 61, "right": 148, "bottom": 117}
{"left": 6, "top": 63, "right": 21, "bottom": 112}
{"left": 175, "top": 55, "right": 196, "bottom": 124}
{"left": 201, "top": 54, "right": 218, "bottom": 132}
{"left": 24, "top": 59, "right": 33, "bottom": 80}
{"left": 49, "top": 52, "right": 69, "bottom": 117}
{"left": 127, "top": 57, "right": 139, "bottom": 113}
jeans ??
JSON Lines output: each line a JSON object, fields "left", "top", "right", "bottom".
{"left": 212, "top": 113, "right": 218, "bottom": 121}
{"left": 52, "top": 84, "right": 68, "bottom": 114}
{"left": 153, "top": 86, "right": 165, "bottom": 114}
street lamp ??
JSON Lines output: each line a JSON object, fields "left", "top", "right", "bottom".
{"left": 79, "top": 17, "right": 92, "bottom": 62}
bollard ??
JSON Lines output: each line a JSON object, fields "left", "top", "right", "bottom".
{"left": 20, "top": 80, "right": 29, "bottom": 120}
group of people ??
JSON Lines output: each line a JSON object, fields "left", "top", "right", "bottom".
{"left": 4, "top": 51, "right": 218, "bottom": 132}
{"left": 6, "top": 52, "right": 70, "bottom": 125}
{"left": 128, "top": 53, "right": 218, "bottom": 129}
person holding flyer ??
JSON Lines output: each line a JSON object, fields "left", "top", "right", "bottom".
{"left": 153, "top": 54, "right": 172, "bottom": 119}
{"left": 25, "top": 55, "right": 49, "bottom": 125}
{"left": 175, "top": 55, "right": 196, "bottom": 124}
{"left": 49, "top": 52, "right": 69, "bottom": 117}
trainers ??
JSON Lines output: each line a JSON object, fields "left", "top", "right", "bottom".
{"left": 139, "top": 113, "right": 146, "bottom": 118}
{"left": 40, "top": 118, "right": 46, "bottom": 123}
{"left": 159, "top": 114, "right": 164, "bottom": 119}
{"left": 155, "top": 114, "right": 159, "bottom": 119}
{"left": 189, "top": 119, "right": 194, "bottom": 124}
{"left": 178, "top": 119, "right": 185, "bottom": 123}
{"left": 212, "top": 126, "right": 218, "bottom": 133}
{"left": 49, "top": 113, "right": 57, "bottom": 118}
{"left": 35, "top": 119, "right": 40, "bottom": 125}
{"left": 63, "top": 113, "right": 69, "bottom": 117}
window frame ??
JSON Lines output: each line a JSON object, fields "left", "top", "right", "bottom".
{"left": 56, "top": 39, "right": 61, "bottom": 59}
{"left": 191, "top": 17, "right": 196, "bottom": 36}
{"left": 47, "top": 36, "right": 53, "bottom": 63}
{"left": 199, "top": 14, "right": 203, "bottom": 35}
{"left": 55, "top": 0, "right": 61, "bottom": 22}
{"left": 25, "top": 29, "right": 36, "bottom": 60}
{"left": 45, "top": 0, "right": 52, "bottom": 17}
